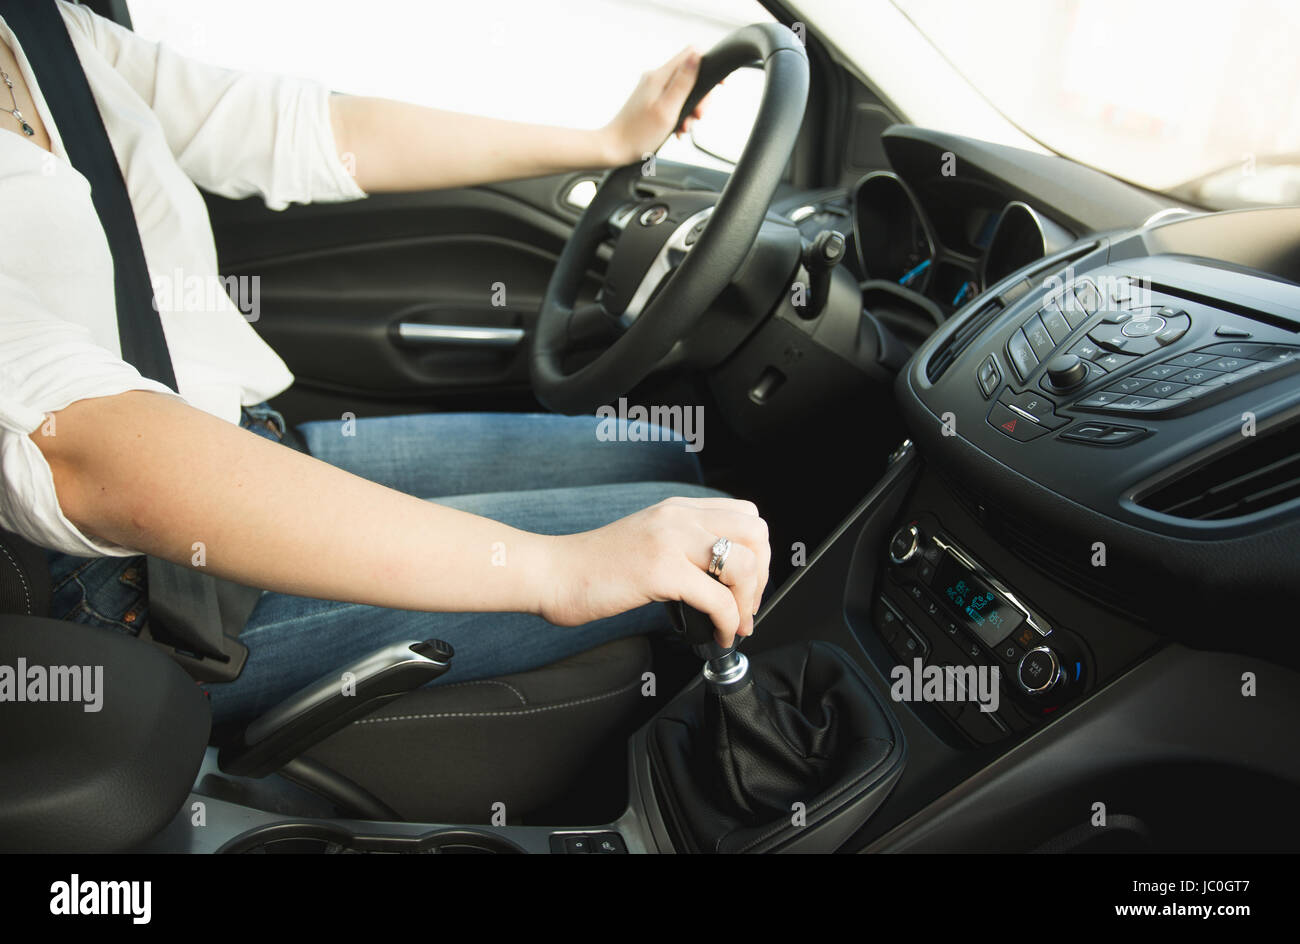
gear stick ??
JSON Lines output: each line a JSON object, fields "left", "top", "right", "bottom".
{"left": 652, "top": 604, "right": 906, "bottom": 852}
{"left": 667, "top": 600, "right": 749, "bottom": 691}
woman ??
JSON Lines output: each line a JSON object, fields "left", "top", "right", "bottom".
{"left": 0, "top": 2, "right": 770, "bottom": 724}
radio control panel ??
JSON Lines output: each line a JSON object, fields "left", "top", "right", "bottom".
{"left": 871, "top": 512, "right": 1093, "bottom": 747}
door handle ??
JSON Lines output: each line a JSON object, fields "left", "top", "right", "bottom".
{"left": 395, "top": 323, "right": 525, "bottom": 348}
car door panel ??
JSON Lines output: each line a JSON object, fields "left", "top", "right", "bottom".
{"left": 201, "top": 162, "right": 734, "bottom": 417}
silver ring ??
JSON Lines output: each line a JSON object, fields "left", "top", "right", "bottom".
{"left": 707, "top": 537, "right": 732, "bottom": 580}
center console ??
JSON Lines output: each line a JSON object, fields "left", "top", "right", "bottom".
{"left": 865, "top": 515, "right": 1092, "bottom": 746}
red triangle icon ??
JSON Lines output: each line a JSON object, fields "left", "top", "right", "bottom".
{"left": 1000, "top": 418, "right": 1018, "bottom": 432}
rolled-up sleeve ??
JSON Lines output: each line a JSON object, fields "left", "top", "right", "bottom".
{"left": 61, "top": 1, "right": 366, "bottom": 209}
{"left": 0, "top": 272, "right": 177, "bottom": 557}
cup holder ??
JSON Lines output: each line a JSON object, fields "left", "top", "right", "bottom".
{"left": 222, "top": 823, "right": 524, "bottom": 854}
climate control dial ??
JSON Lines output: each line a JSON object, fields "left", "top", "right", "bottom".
{"left": 1017, "top": 646, "right": 1063, "bottom": 696}
{"left": 888, "top": 525, "right": 920, "bottom": 564}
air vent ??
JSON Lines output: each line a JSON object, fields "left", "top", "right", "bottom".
{"left": 1137, "top": 418, "right": 1300, "bottom": 520}
{"left": 926, "top": 299, "right": 1003, "bottom": 381}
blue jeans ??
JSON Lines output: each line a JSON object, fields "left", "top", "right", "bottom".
{"left": 47, "top": 406, "right": 723, "bottom": 725}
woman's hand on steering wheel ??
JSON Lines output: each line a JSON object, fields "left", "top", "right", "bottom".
{"left": 541, "top": 496, "right": 771, "bottom": 647}
{"left": 599, "top": 46, "right": 705, "bottom": 167}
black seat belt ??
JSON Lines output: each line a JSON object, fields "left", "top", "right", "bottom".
{"left": 3, "top": 0, "right": 258, "bottom": 681}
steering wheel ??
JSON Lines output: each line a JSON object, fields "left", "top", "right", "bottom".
{"left": 530, "top": 23, "right": 809, "bottom": 414}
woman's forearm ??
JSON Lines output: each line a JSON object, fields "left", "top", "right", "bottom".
{"left": 330, "top": 96, "right": 621, "bottom": 192}
{"left": 33, "top": 391, "right": 555, "bottom": 615}
{"left": 33, "top": 388, "right": 770, "bottom": 643}
{"left": 329, "top": 47, "right": 701, "bottom": 193}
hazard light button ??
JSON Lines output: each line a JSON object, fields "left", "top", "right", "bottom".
{"left": 987, "top": 402, "right": 1051, "bottom": 441}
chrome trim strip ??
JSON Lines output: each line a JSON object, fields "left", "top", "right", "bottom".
{"left": 619, "top": 206, "right": 715, "bottom": 326}
{"left": 396, "top": 323, "right": 524, "bottom": 347}
{"left": 932, "top": 534, "right": 1053, "bottom": 637}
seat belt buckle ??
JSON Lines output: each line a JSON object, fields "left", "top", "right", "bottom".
{"left": 138, "top": 623, "right": 248, "bottom": 683}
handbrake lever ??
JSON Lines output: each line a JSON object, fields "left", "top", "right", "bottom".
{"left": 667, "top": 602, "right": 750, "bottom": 692}
{"left": 219, "top": 638, "right": 454, "bottom": 778}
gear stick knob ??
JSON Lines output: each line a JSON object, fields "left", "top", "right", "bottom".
{"left": 667, "top": 602, "right": 750, "bottom": 691}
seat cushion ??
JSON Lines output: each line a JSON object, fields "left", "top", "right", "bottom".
{"left": 303, "top": 635, "right": 652, "bottom": 823}
{"left": 0, "top": 529, "right": 51, "bottom": 617}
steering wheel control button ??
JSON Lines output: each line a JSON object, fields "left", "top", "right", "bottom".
{"left": 987, "top": 403, "right": 1050, "bottom": 441}
{"left": 1018, "top": 647, "right": 1062, "bottom": 696}
{"left": 1007, "top": 328, "right": 1039, "bottom": 381}
{"left": 977, "top": 355, "right": 1002, "bottom": 399}
{"left": 889, "top": 525, "right": 920, "bottom": 565}
{"left": 1043, "top": 354, "right": 1088, "bottom": 390}
{"left": 999, "top": 389, "right": 1067, "bottom": 428}
{"left": 638, "top": 204, "right": 669, "bottom": 227}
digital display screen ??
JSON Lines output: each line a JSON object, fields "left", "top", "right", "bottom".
{"left": 934, "top": 552, "right": 1024, "bottom": 648}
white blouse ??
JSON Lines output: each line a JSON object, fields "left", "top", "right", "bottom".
{"left": 0, "top": 2, "right": 366, "bottom": 557}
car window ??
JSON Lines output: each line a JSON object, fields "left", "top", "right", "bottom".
{"left": 126, "top": 0, "right": 774, "bottom": 173}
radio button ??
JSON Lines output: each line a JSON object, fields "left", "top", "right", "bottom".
{"left": 1095, "top": 352, "right": 1138, "bottom": 371}
{"left": 998, "top": 390, "right": 1067, "bottom": 428}
{"left": 1007, "top": 328, "right": 1038, "bottom": 381}
{"left": 995, "top": 639, "right": 1025, "bottom": 666}
{"left": 1023, "top": 314, "right": 1057, "bottom": 361}
{"left": 1204, "top": 356, "right": 1250, "bottom": 372}
{"left": 1136, "top": 362, "right": 1182, "bottom": 379}
{"left": 1039, "top": 307, "right": 1073, "bottom": 344}
{"left": 1106, "top": 376, "right": 1151, "bottom": 395}
{"left": 1142, "top": 380, "right": 1188, "bottom": 399}
{"left": 1154, "top": 312, "right": 1190, "bottom": 345}
{"left": 1198, "top": 341, "right": 1264, "bottom": 358}
{"left": 1121, "top": 315, "right": 1165, "bottom": 338}
{"left": 1168, "top": 367, "right": 1221, "bottom": 385}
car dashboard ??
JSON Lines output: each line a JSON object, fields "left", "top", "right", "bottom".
{"left": 752, "top": 127, "right": 1300, "bottom": 850}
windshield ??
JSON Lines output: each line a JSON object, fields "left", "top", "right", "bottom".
{"left": 890, "top": 0, "right": 1300, "bottom": 209}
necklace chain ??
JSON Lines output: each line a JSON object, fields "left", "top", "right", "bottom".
{"left": 0, "top": 67, "right": 36, "bottom": 136}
